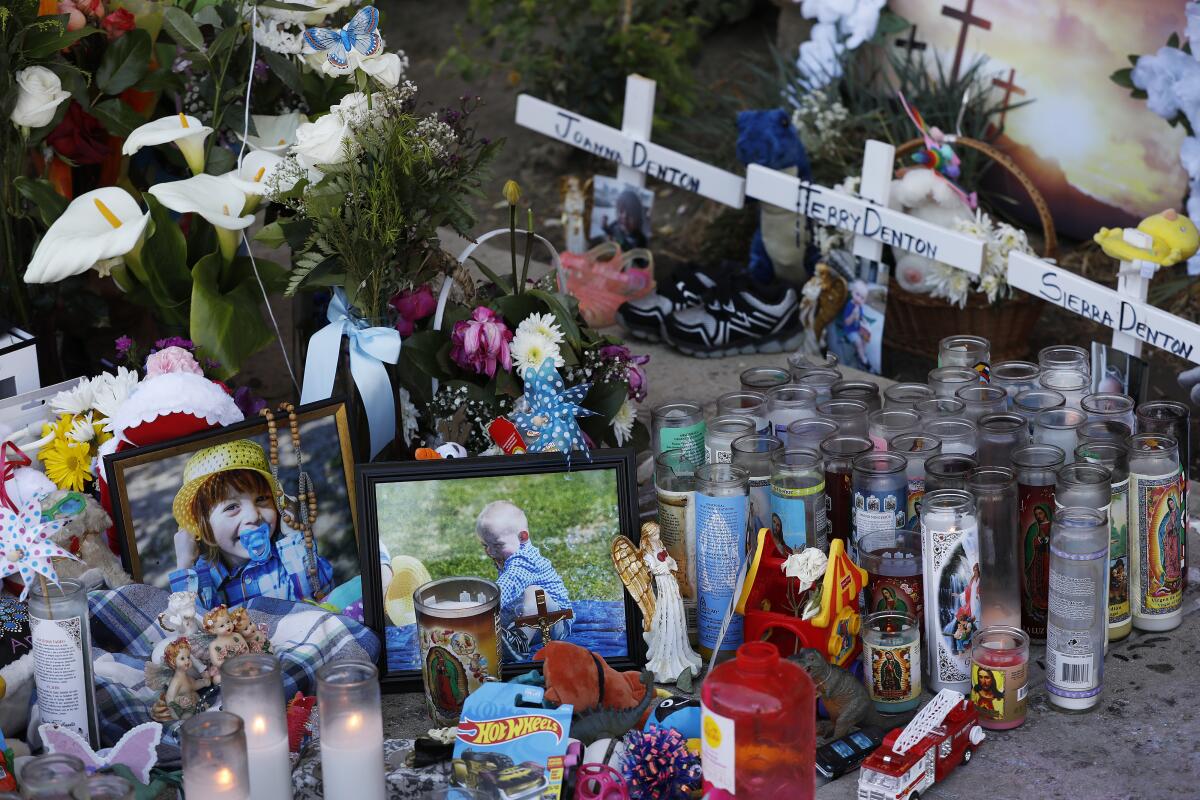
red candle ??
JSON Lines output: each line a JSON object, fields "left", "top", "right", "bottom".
{"left": 970, "top": 626, "right": 1029, "bottom": 730}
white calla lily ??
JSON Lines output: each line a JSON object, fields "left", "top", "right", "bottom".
{"left": 24, "top": 188, "right": 150, "bottom": 284}
{"left": 238, "top": 111, "right": 309, "bottom": 154}
{"left": 223, "top": 151, "right": 291, "bottom": 213}
{"left": 149, "top": 174, "right": 255, "bottom": 261}
{"left": 123, "top": 113, "right": 213, "bottom": 175}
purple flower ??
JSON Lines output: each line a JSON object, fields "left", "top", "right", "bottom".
{"left": 600, "top": 344, "right": 649, "bottom": 402}
{"left": 389, "top": 285, "right": 437, "bottom": 337}
{"left": 233, "top": 385, "right": 267, "bottom": 417}
{"left": 153, "top": 336, "right": 194, "bottom": 352}
{"left": 451, "top": 306, "right": 512, "bottom": 378}
{"left": 114, "top": 335, "right": 133, "bottom": 355}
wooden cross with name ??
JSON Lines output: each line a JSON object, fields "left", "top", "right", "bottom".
{"left": 515, "top": 589, "right": 574, "bottom": 646}
{"left": 894, "top": 25, "right": 928, "bottom": 60}
{"left": 991, "top": 68, "right": 1026, "bottom": 130}
{"left": 941, "top": 0, "right": 992, "bottom": 83}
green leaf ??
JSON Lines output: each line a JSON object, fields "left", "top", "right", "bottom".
{"left": 254, "top": 220, "right": 287, "bottom": 249}
{"left": 13, "top": 177, "right": 68, "bottom": 229}
{"left": 96, "top": 28, "right": 152, "bottom": 95}
{"left": 1110, "top": 68, "right": 1134, "bottom": 90}
{"left": 205, "top": 145, "right": 236, "bottom": 176}
{"left": 162, "top": 6, "right": 206, "bottom": 54}
{"left": 91, "top": 98, "right": 146, "bottom": 137}
{"left": 491, "top": 293, "right": 542, "bottom": 327}
{"left": 581, "top": 378, "right": 626, "bottom": 421}
{"left": 262, "top": 49, "right": 300, "bottom": 90}
{"left": 22, "top": 17, "right": 102, "bottom": 59}
{"left": 190, "top": 250, "right": 274, "bottom": 378}
{"left": 136, "top": 197, "right": 193, "bottom": 320}
{"left": 401, "top": 330, "right": 451, "bottom": 381}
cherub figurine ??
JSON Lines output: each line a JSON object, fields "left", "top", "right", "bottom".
{"left": 196, "top": 605, "right": 248, "bottom": 685}
{"left": 153, "top": 591, "right": 204, "bottom": 665}
{"left": 145, "top": 639, "right": 209, "bottom": 722}
{"left": 229, "top": 606, "right": 271, "bottom": 654}
{"left": 640, "top": 523, "right": 702, "bottom": 683}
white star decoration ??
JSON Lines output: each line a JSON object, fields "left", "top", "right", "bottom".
{"left": 0, "top": 498, "right": 78, "bottom": 600}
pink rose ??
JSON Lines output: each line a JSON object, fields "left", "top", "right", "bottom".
{"left": 145, "top": 345, "right": 204, "bottom": 378}
{"left": 389, "top": 284, "right": 436, "bottom": 337}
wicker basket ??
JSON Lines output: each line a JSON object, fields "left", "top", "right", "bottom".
{"left": 883, "top": 136, "right": 1056, "bottom": 362}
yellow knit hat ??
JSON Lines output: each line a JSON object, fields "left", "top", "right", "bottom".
{"left": 172, "top": 440, "right": 281, "bottom": 538}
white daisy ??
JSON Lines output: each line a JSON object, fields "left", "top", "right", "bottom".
{"left": 398, "top": 387, "right": 420, "bottom": 446}
{"left": 511, "top": 330, "right": 564, "bottom": 374}
{"left": 611, "top": 399, "right": 635, "bottom": 446}
{"left": 67, "top": 413, "right": 96, "bottom": 444}
{"left": 515, "top": 312, "right": 565, "bottom": 346}
{"left": 90, "top": 367, "right": 141, "bottom": 419}
{"left": 50, "top": 379, "right": 95, "bottom": 416}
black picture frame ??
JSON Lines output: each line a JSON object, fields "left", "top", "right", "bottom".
{"left": 357, "top": 449, "right": 645, "bottom": 691}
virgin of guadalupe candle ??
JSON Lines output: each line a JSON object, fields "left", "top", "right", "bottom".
{"left": 317, "top": 661, "right": 386, "bottom": 800}
{"left": 731, "top": 434, "right": 783, "bottom": 546}
{"left": 695, "top": 464, "right": 749, "bottom": 658}
{"left": 652, "top": 402, "right": 705, "bottom": 465}
{"left": 888, "top": 432, "right": 941, "bottom": 530}
{"left": 766, "top": 384, "right": 818, "bottom": 438}
{"left": 858, "top": 529, "right": 923, "bottom": 638}
{"left": 717, "top": 391, "right": 769, "bottom": 434}
{"left": 1136, "top": 400, "right": 1190, "bottom": 591}
{"left": 655, "top": 450, "right": 698, "bottom": 605}
{"left": 1046, "top": 508, "right": 1108, "bottom": 712}
{"left": 769, "top": 448, "right": 826, "bottom": 553}
{"left": 920, "top": 490, "right": 980, "bottom": 694}
{"left": 1011, "top": 444, "right": 1064, "bottom": 640}
{"left": 883, "top": 382, "right": 935, "bottom": 410}
{"left": 1076, "top": 441, "right": 1131, "bottom": 642}
{"left": 819, "top": 436, "right": 873, "bottom": 550}
{"left": 220, "top": 655, "right": 292, "bottom": 800}
{"left": 181, "top": 712, "right": 251, "bottom": 800}
{"left": 970, "top": 626, "right": 1029, "bottom": 730}
{"left": 850, "top": 452, "right": 908, "bottom": 559}
{"left": 28, "top": 579, "right": 100, "bottom": 747}
{"left": 938, "top": 334, "right": 990, "bottom": 381}
{"left": 705, "top": 415, "right": 756, "bottom": 465}
{"left": 740, "top": 366, "right": 791, "bottom": 394}
{"left": 413, "top": 578, "right": 501, "bottom": 727}
{"left": 861, "top": 612, "right": 921, "bottom": 713}
{"left": 1128, "top": 434, "right": 1183, "bottom": 631}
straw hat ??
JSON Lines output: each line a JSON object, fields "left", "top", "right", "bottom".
{"left": 172, "top": 440, "right": 281, "bottom": 538}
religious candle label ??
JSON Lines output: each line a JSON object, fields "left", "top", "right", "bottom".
{"left": 770, "top": 481, "right": 825, "bottom": 552}
{"left": 971, "top": 659, "right": 1027, "bottom": 725}
{"left": 705, "top": 442, "right": 734, "bottom": 464}
{"left": 905, "top": 478, "right": 925, "bottom": 531}
{"left": 826, "top": 469, "right": 852, "bottom": 546}
{"left": 867, "top": 574, "right": 923, "bottom": 637}
{"left": 1018, "top": 484, "right": 1055, "bottom": 639}
{"left": 695, "top": 493, "right": 747, "bottom": 651}
{"left": 746, "top": 476, "right": 771, "bottom": 547}
{"left": 660, "top": 422, "right": 706, "bottom": 467}
{"left": 1108, "top": 478, "right": 1130, "bottom": 629}
{"left": 923, "top": 521, "right": 980, "bottom": 689}
{"left": 864, "top": 638, "right": 920, "bottom": 708}
{"left": 1046, "top": 560, "right": 1104, "bottom": 697}
{"left": 30, "top": 614, "right": 92, "bottom": 741}
{"left": 1131, "top": 470, "right": 1183, "bottom": 619}
{"left": 416, "top": 603, "right": 501, "bottom": 728}
{"left": 852, "top": 489, "right": 906, "bottom": 559}
{"left": 657, "top": 487, "right": 697, "bottom": 601}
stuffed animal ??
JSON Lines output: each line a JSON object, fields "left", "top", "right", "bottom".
{"left": 888, "top": 169, "right": 974, "bottom": 294}
{"left": 535, "top": 641, "right": 648, "bottom": 712}
{"left": 736, "top": 109, "right": 813, "bottom": 285}
{"left": 41, "top": 491, "right": 131, "bottom": 591}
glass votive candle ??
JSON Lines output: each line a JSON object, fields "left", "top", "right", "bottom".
{"left": 786, "top": 417, "right": 840, "bottom": 452}
{"left": 861, "top": 611, "right": 922, "bottom": 714}
{"left": 1039, "top": 369, "right": 1088, "bottom": 410}
{"left": 740, "top": 366, "right": 791, "bottom": 394}
{"left": 914, "top": 396, "right": 966, "bottom": 421}
{"left": 938, "top": 334, "right": 990, "bottom": 377}
{"left": 970, "top": 626, "right": 1030, "bottom": 730}
{"left": 220, "top": 654, "right": 292, "bottom": 800}
{"left": 414, "top": 578, "right": 502, "bottom": 726}
{"left": 705, "top": 414, "right": 756, "bottom": 465}
{"left": 770, "top": 448, "right": 827, "bottom": 553}
{"left": 731, "top": 434, "right": 785, "bottom": 539}
{"left": 1055, "top": 463, "right": 1111, "bottom": 516}
{"left": 851, "top": 452, "right": 909, "bottom": 557}
{"left": 868, "top": 409, "right": 920, "bottom": 451}
{"left": 652, "top": 401, "right": 705, "bottom": 464}
{"left": 788, "top": 350, "right": 839, "bottom": 380}
{"left": 655, "top": 450, "right": 698, "bottom": 611}
{"left": 1014, "top": 389, "right": 1065, "bottom": 434}
{"left": 796, "top": 368, "right": 842, "bottom": 404}
{"left": 72, "top": 775, "right": 134, "bottom": 800}
{"left": 956, "top": 386, "right": 1007, "bottom": 423}
{"left": 967, "top": 467, "right": 1022, "bottom": 631}
{"left": 1034, "top": 408, "right": 1087, "bottom": 455}
{"left": 923, "top": 453, "right": 979, "bottom": 491}
{"left": 696, "top": 464, "right": 750, "bottom": 656}
{"left": 1081, "top": 393, "right": 1135, "bottom": 430}
{"left": 820, "top": 435, "right": 874, "bottom": 549}
{"left": 1038, "top": 344, "right": 1089, "bottom": 376}
{"left": 1078, "top": 419, "right": 1131, "bottom": 446}
{"left": 888, "top": 432, "right": 941, "bottom": 526}
{"left": 317, "top": 660, "right": 386, "bottom": 800}
{"left": 717, "top": 391, "right": 769, "bottom": 434}
{"left": 832, "top": 379, "right": 882, "bottom": 412}
{"left": 929, "top": 366, "right": 979, "bottom": 399}
{"left": 182, "top": 712, "right": 251, "bottom": 800}
{"left": 766, "top": 384, "right": 818, "bottom": 438}
{"left": 920, "top": 489, "right": 980, "bottom": 694}
{"left": 20, "top": 754, "right": 86, "bottom": 800}
{"left": 1012, "top": 443, "right": 1065, "bottom": 640}
{"left": 976, "top": 412, "right": 1030, "bottom": 467}
{"left": 817, "top": 398, "right": 870, "bottom": 439}
{"left": 883, "top": 382, "right": 935, "bottom": 410}
{"left": 921, "top": 418, "right": 977, "bottom": 457}
{"left": 858, "top": 529, "right": 923, "bottom": 639}
{"left": 991, "top": 361, "right": 1040, "bottom": 405}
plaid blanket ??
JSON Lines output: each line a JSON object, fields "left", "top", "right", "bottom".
{"left": 72, "top": 584, "right": 379, "bottom": 751}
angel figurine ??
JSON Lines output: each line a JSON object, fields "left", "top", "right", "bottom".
{"left": 193, "top": 605, "right": 248, "bottom": 685}
{"left": 639, "top": 523, "right": 702, "bottom": 683}
{"left": 230, "top": 606, "right": 272, "bottom": 654}
{"left": 152, "top": 590, "right": 204, "bottom": 665}
{"left": 145, "top": 639, "right": 209, "bottom": 722}
{"left": 611, "top": 530, "right": 655, "bottom": 631}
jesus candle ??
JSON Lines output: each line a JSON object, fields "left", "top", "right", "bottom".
{"left": 221, "top": 654, "right": 293, "bottom": 800}
{"left": 970, "top": 626, "right": 1029, "bottom": 730}
{"left": 317, "top": 660, "right": 386, "bottom": 800}
{"left": 181, "top": 712, "right": 251, "bottom": 800}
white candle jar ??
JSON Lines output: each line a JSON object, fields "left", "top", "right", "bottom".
{"left": 317, "top": 660, "right": 386, "bottom": 800}
{"left": 181, "top": 711, "right": 251, "bottom": 800}
{"left": 220, "top": 654, "right": 293, "bottom": 800}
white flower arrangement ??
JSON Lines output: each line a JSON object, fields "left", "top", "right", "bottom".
{"left": 515, "top": 312, "right": 564, "bottom": 346}
{"left": 90, "top": 367, "right": 140, "bottom": 419}
{"left": 511, "top": 330, "right": 564, "bottom": 374}
{"left": 50, "top": 379, "right": 95, "bottom": 417}
{"left": 919, "top": 210, "right": 1034, "bottom": 308}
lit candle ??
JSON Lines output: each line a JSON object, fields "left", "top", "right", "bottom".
{"left": 221, "top": 654, "right": 294, "bottom": 800}
{"left": 318, "top": 660, "right": 386, "bottom": 800}
{"left": 181, "top": 712, "right": 251, "bottom": 800}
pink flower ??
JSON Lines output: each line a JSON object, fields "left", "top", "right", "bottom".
{"left": 600, "top": 344, "right": 649, "bottom": 402}
{"left": 389, "top": 284, "right": 436, "bottom": 337}
{"left": 101, "top": 8, "right": 135, "bottom": 39}
{"left": 450, "top": 306, "right": 512, "bottom": 377}
{"left": 58, "top": 0, "right": 104, "bottom": 30}
{"left": 145, "top": 345, "right": 204, "bottom": 378}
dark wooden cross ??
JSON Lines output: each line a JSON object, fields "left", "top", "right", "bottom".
{"left": 515, "top": 589, "right": 574, "bottom": 646}
{"left": 991, "top": 68, "right": 1026, "bottom": 129}
{"left": 894, "top": 25, "right": 928, "bottom": 59}
{"left": 941, "top": 0, "right": 992, "bottom": 83}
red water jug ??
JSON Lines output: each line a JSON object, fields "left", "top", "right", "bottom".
{"left": 700, "top": 641, "right": 815, "bottom": 799}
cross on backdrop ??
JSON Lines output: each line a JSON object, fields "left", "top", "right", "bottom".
{"left": 941, "top": 0, "right": 992, "bottom": 83}
{"left": 894, "top": 25, "right": 928, "bottom": 59}
{"left": 991, "top": 68, "right": 1026, "bottom": 130}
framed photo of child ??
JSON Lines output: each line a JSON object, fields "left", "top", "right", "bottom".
{"left": 357, "top": 450, "right": 645, "bottom": 690}
{"left": 104, "top": 400, "right": 374, "bottom": 620}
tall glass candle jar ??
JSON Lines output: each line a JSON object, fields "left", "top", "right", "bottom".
{"left": 740, "top": 366, "right": 791, "bottom": 394}
{"left": 858, "top": 529, "right": 923, "bottom": 638}
{"left": 656, "top": 450, "right": 698, "bottom": 609}
{"left": 695, "top": 464, "right": 750, "bottom": 657}
{"left": 1055, "top": 463, "right": 1111, "bottom": 519}
{"left": 220, "top": 654, "right": 292, "bottom": 800}
{"left": 1033, "top": 407, "right": 1086, "bottom": 455}
{"left": 717, "top": 391, "right": 769, "bottom": 434}
{"left": 861, "top": 612, "right": 921, "bottom": 713}
{"left": 1078, "top": 420, "right": 1131, "bottom": 446}
{"left": 928, "top": 366, "right": 979, "bottom": 399}
{"left": 817, "top": 398, "right": 869, "bottom": 439}
{"left": 1075, "top": 441, "right": 1132, "bottom": 642}
{"left": 920, "top": 490, "right": 980, "bottom": 694}
{"left": 976, "top": 413, "right": 1029, "bottom": 467}
{"left": 413, "top": 578, "right": 502, "bottom": 726}
{"left": 1013, "top": 389, "right": 1065, "bottom": 434}
{"left": 652, "top": 401, "right": 706, "bottom": 465}
{"left": 770, "top": 448, "right": 826, "bottom": 553}
{"left": 914, "top": 396, "right": 966, "bottom": 421}
{"left": 889, "top": 432, "right": 941, "bottom": 530}
{"left": 868, "top": 409, "right": 920, "bottom": 451}
{"left": 851, "top": 452, "right": 908, "bottom": 558}
{"left": 28, "top": 579, "right": 100, "bottom": 747}
{"left": 766, "top": 384, "right": 818, "bottom": 438}
{"left": 1011, "top": 444, "right": 1064, "bottom": 640}
{"left": 1038, "top": 345, "right": 1089, "bottom": 375}
{"left": 921, "top": 418, "right": 977, "bottom": 457}
{"left": 938, "top": 335, "right": 990, "bottom": 380}
{"left": 788, "top": 350, "right": 839, "bottom": 380}
{"left": 967, "top": 467, "right": 1021, "bottom": 630}
{"left": 990, "top": 361, "right": 1040, "bottom": 405}
{"left": 731, "top": 434, "right": 784, "bottom": 542}
{"left": 924, "top": 454, "right": 978, "bottom": 491}
{"left": 705, "top": 415, "right": 756, "bottom": 465}
{"left": 182, "top": 712, "right": 251, "bottom": 800}
{"left": 955, "top": 386, "right": 1007, "bottom": 423}
{"left": 832, "top": 380, "right": 882, "bottom": 412}
{"left": 1128, "top": 434, "right": 1183, "bottom": 631}
{"left": 786, "top": 418, "right": 839, "bottom": 452}
{"left": 20, "top": 754, "right": 85, "bottom": 800}
{"left": 1046, "top": 508, "right": 1108, "bottom": 713}
{"left": 883, "top": 382, "right": 935, "bottom": 410}
{"left": 820, "top": 436, "right": 873, "bottom": 550}
{"left": 796, "top": 368, "right": 841, "bottom": 404}
{"left": 72, "top": 774, "right": 134, "bottom": 800}
{"left": 970, "top": 626, "right": 1029, "bottom": 730}
{"left": 317, "top": 661, "right": 386, "bottom": 800}
{"left": 1136, "top": 400, "right": 1189, "bottom": 591}
{"left": 1081, "top": 393, "right": 1135, "bottom": 430}
{"left": 1039, "top": 370, "right": 1088, "bottom": 410}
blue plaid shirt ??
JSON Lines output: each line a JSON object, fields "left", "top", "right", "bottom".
{"left": 169, "top": 529, "right": 334, "bottom": 609}
{"left": 496, "top": 543, "right": 573, "bottom": 636}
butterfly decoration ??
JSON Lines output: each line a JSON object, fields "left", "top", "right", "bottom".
{"left": 898, "top": 92, "right": 977, "bottom": 211}
{"left": 40, "top": 722, "right": 162, "bottom": 784}
{"left": 0, "top": 497, "right": 78, "bottom": 601}
{"left": 510, "top": 358, "right": 598, "bottom": 455}
{"left": 303, "top": 5, "right": 382, "bottom": 70}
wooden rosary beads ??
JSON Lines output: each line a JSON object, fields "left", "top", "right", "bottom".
{"left": 261, "top": 403, "right": 324, "bottom": 600}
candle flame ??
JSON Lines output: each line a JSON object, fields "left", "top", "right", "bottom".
{"left": 94, "top": 198, "right": 122, "bottom": 229}
{"left": 179, "top": 112, "right": 190, "bottom": 129}
{"left": 346, "top": 712, "right": 363, "bottom": 732}
{"left": 253, "top": 166, "right": 266, "bottom": 182}
{"left": 216, "top": 767, "right": 234, "bottom": 788}
{"left": 252, "top": 716, "right": 267, "bottom": 735}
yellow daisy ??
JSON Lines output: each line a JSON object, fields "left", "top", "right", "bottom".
{"left": 39, "top": 414, "right": 75, "bottom": 448}
{"left": 41, "top": 439, "right": 93, "bottom": 492}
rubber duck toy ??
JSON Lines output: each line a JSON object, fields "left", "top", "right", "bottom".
{"left": 1093, "top": 209, "right": 1200, "bottom": 267}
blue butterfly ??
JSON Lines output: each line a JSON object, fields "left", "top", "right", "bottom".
{"left": 303, "top": 6, "right": 382, "bottom": 70}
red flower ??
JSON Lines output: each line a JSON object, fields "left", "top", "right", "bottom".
{"left": 101, "top": 8, "right": 135, "bottom": 39}
{"left": 47, "top": 101, "right": 110, "bottom": 166}
{"left": 389, "top": 284, "right": 436, "bottom": 337}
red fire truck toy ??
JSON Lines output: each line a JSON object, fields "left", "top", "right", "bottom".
{"left": 856, "top": 689, "right": 986, "bottom": 800}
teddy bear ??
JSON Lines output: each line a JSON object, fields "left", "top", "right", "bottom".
{"left": 888, "top": 168, "right": 974, "bottom": 293}
{"left": 42, "top": 490, "right": 131, "bottom": 591}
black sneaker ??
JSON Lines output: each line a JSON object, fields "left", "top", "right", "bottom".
{"left": 615, "top": 263, "right": 718, "bottom": 341}
{"left": 664, "top": 277, "right": 803, "bottom": 357}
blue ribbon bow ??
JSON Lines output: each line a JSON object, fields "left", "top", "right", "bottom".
{"left": 300, "top": 288, "right": 401, "bottom": 458}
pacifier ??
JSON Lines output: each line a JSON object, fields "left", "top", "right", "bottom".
{"left": 240, "top": 523, "right": 273, "bottom": 564}
{"left": 574, "top": 764, "right": 628, "bottom": 800}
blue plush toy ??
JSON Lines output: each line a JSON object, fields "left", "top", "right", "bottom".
{"left": 735, "top": 109, "right": 813, "bottom": 285}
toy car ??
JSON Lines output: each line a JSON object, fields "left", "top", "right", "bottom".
{"left": 477, "top": 762, "right": 551, "bottom": 800}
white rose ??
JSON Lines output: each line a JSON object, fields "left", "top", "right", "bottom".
{"left": 781, "top": 547, "right": 829, "bottom": 590}
{"left": 359, "top": 52, "right": 406, "bottom": 88}
{"left": 11, "top": 67, "right": 71, "bottom": 129}
{"left": 291, "top": 113, "right": 355, "bottom": 171}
